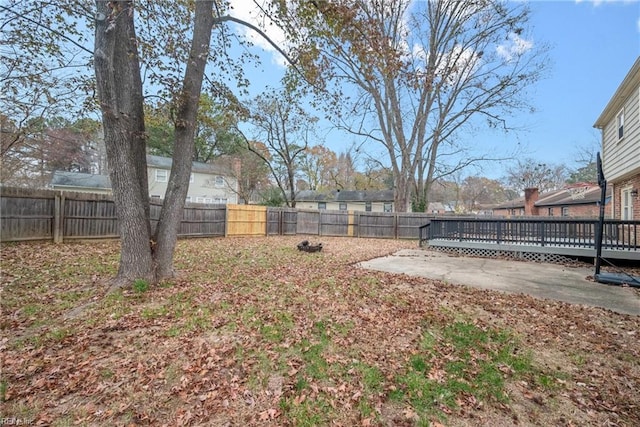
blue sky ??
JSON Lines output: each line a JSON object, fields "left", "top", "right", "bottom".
{"left": 232, "top": 0, "right": 640, "bottom": 180}
{"left": 509, "top": 0, "right": 639, "bottom": 176}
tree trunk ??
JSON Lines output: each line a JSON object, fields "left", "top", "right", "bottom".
{"left": 94, "top": 0, "right": 154, "bottom": 286}
{"left": 153, "top": 1, "right": 215, "bottom": 280}
{"left": 393, "top": 174, "right": 411, "bottom": 213}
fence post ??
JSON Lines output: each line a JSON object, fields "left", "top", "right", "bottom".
{"left": 54, "top": 192, "right": 65, "bottom": 243}
{"left": 278, "top": 209, "right": 282, "bottom": 236}
{"left": 394, "top": 213, "right": 398, "bottom": 240}
{"left": 224, "top": 205, "right": 228, "bottom": 237}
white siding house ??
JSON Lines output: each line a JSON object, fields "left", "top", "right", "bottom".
{"left": 296, "top": 190, "right": 397, "bottom": 212}
{"left": 594, "top": 57, "right": 640, "bottom": 221}
{"left": 52, "top": 155, "right": 238, "bottom": 204}
{"left": 146, "top": 155, "right": 238, "bottom": 204}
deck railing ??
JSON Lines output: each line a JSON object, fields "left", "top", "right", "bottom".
{"left": 419, "top": 218, "right": 639, "bottom": 252}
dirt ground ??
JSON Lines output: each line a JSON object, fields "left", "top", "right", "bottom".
{"left": 1, "top": 237, "right": 639, "bottom": 426}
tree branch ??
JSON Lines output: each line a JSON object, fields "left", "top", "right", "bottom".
{"left": 215, "top": 15, "right": 297, "bottom": 68}
{"left": 0, "top": 5, "right": 93, "bottom": 55}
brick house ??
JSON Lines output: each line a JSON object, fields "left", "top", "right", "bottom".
{"left": 593, "top": 56, "right": 640, "bottom": 222}
{"left": 492, "top": 184, "right": 611, "bottom": 218}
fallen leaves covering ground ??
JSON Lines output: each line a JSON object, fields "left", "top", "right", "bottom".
{"left": 1, "top": 236, "right": 639, "bottom": 426}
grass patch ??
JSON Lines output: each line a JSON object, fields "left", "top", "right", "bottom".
{"left": 22, "top": 304, "right": 41, "bottom": 317}
{"left": 353, "top": 362, "right": 385, "bottom": 395}
{"left": 47, "top": 327, "right": 73, "bottom": 342}
{"left": 0, "top": 379, "right": 8, "bottom": 402}
{"left": 392, "top": 321, "right": 534, "bottom": 423}
{"left": 141, "top": 304, "right": 169, "bottom": 320}
{"left": 279, "top": 396, "right": 332, "bottom": 427}
{"left": 133, "top": 279, "right": 150, "bottom": 293}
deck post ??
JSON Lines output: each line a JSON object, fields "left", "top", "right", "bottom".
{"left": 595, "top": 153, "right": 607, "bottom": 275}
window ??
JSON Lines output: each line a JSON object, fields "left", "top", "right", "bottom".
{"left": 622, "top": 187, "right": 633, "bottom": 220}
{"left": 196, "top": 196, "right": 205, "bottom": 203}
{"left": 561, "top": 207, "right": 569, "bottom": 217}
{"left": 151, "top": 194, "right": 161, "bottom": 199}
{"left": 617, "top": 109, "right": 624, "bottom": 140}
{"left": 365, "top": 202, "right": 372, "bottom": 212}
{"left": 185, "top": 196, "right": 192, "bottom": 203}
{"left": 339, "top": 202, "right": 347, "bottom": 211}
{"left": 548, "top": 207, "right": 554, "bottom": 216}
{"left": 155, "top": 169, "right": 168, "bottom": 182}
{"left": 215, "top": 176, "right": 224, "bottom": 187}
{"left": 383, "top": 202, "right": 393, "bottom": 213}
{"left": 318, "top": 202, "right": 327, "bottom": 210}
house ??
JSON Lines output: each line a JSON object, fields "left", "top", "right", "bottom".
{"left": 146, "top": 155, "right": 238, "bottom": 204}
{"left": 593, "top": 56, "right": 640, "bottom": 222}
{"left": 492, "top": 184, "right": 611, "bottom": 218}
{"left": 51, "top": 155, "right": 238, "bottom": 204}
{"left": 50, "top": 171, "right": 112, "bottom": 194}
{"left": 425, "top": 202, "right": 454, "bottom": 215}
{"left": 296, "top": 189, "right": 397, "bottom": 212}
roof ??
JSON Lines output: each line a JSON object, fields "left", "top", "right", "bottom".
{"left": 492, "top": 196, "right": 525, "bottom": 209}
{"left": 147, "top": 154, "right": 230, "bottom": 175}
{"left": 50, "top": 171, "right": 111, "bottom": 190}
{"left": 535, "top": 185, "right": 609, "bottom": 207}
{"left": 492, "top": 185, "right": 611, "bottom": 210}
{"left": 51, "top": 155, "right": 233, "bottom": 190}
{"left": 297, "top": 189, "right": 395, "bottom": 203}
{"left": 594, "top": 56, "right": 640, "bottom": 129}
{"left": 426, "top": 202, "right": 452, "bottom": 212}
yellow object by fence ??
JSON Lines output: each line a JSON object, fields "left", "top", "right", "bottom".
{"left": 225, "top": 204, "right": 267, "bottom": 236}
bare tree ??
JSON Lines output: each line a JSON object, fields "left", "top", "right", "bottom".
{"left": 461, "top": 176, "right": 508, "bottom": 211}
{"left": 503, "top": 158, "right": 568, "bottom": 194}
{"left": 240, "top": 90, "right": 317, "bottom": 207}
{"left": 567, "top": 138, "right": 600, "bottom": 184}
{"left": 299, "top": 145, "right": 337, "bottom": 191}
{"left": 278, "top": 0, "right": 548, "bottom": 211}
{"left": 331, "top": 151, "right": 357, "bottom": 190}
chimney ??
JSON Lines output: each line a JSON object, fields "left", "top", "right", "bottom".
{"left": 232, "top": 157, "right": 241, "bottom": 179}
{"left": 524, "top": 188, "right": 539, "bottom": 216}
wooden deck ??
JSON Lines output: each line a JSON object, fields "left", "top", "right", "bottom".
{"left": 420, "top": 218, "right": 640, "bottom": 262}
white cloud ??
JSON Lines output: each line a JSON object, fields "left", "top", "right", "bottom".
{"left": 228, "top": 0, "right": 289, "bottom": 67}
{"left": 575, "top": 0, "right": 638, "bottom": 6}
{"left": 496, "top": 32, "right": 533, "bottom": 62}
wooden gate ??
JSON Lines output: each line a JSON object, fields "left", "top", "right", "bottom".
{"left": 225, "top": 204, "right": 267, "bottom": 236}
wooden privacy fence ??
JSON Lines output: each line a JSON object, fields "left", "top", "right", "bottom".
{"left": 1, "top": 187, "right": 431, "bottom": 243}
{"left": 266, "top": 208, "right": 429, "bottom": 239}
